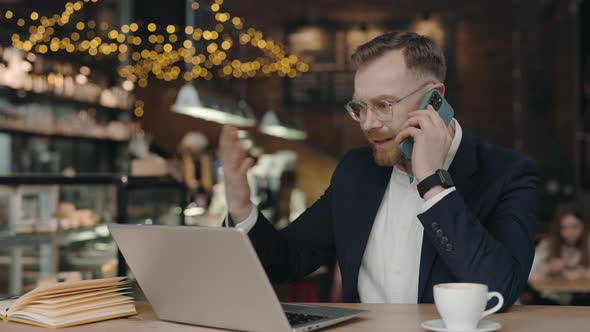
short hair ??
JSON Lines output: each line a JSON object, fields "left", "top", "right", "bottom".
{"left": 351, "top": 31, "right": 446, "bottom": 81}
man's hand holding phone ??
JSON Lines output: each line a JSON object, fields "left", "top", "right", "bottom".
{"left": 393, "top": 104, "right": 454, "bottom": 198}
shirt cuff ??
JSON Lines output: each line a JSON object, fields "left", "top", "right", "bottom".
{"left": 224, "top": 203, "right": 258, "bottom": 233}
{"left": 421, "top": 187, "right": 456, "bottom": 213}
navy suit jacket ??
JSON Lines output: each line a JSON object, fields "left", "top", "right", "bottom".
{"left": 245, "top": 129, "right": 538, "bottom": 308}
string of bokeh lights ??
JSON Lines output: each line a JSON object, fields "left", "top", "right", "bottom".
{"left": 1, "top": 0, "right": 310, "bottom": 91}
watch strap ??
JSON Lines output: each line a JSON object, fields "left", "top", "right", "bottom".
{"left": 417, "top": 169, "right": 454, "bottom": 198}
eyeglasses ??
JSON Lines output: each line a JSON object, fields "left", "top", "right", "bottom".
{"left": 345, "top": 81, "right": 432, "bottom": 122}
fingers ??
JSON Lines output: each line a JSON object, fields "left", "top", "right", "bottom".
{"left": 219, "top": 125, "right": 239, "bottom": 150}
{"left": 228, "top": 139, "right": 247, "bottom": 166}
{"left": 408, "top": 105, "right": 446, "bottom": 128}
{"left": 399, "top": 112, "right": 432, "bottom": 132}
{"left": 219, "top": 125, "right": 248, "bottom": 172}
{"left": 393, "top": 126, "right": 421, "bottom": 145}
{"left": 238, "top": 157, "right": 255, "bottom": 175}
{"left": 425, "top": 105, "right": 447, "bottom": 127}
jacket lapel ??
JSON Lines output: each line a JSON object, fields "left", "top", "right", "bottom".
{"left": 448, "top": 129, "right": 479, "bottom": 202}
{"left": 417, "top": 128, "right": 479, "bottom": 302}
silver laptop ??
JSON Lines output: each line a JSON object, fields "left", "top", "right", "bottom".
{"left": 109, "top": 224, "right": 364, "bottom": 332}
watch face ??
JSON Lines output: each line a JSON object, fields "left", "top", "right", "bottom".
{"left": 437, "top": 170, "right": 454, "bottom": 186}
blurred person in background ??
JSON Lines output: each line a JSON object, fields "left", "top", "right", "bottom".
{"left": 529, "top": 203, "right": 590, "bottom": 305}
{"left": 530, "top": 203, "right": 590, "bottom": 280}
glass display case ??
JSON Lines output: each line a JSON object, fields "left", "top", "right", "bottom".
{"left": 0, "top": 175, "right": 186, "bottom": 297}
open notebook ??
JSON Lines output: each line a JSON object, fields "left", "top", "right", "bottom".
{"left": 0, "top": 277, "right": 136, "bottom": 329}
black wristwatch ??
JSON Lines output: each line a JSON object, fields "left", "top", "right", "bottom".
{"left": 417, "top": 169, "right": 454, "bottom": 198}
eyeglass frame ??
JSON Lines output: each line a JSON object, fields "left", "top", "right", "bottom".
{"left": 344, "top": 81, "right": 434, "bottom": 122}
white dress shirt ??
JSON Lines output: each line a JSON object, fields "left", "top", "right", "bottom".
{"left": 228, "top": 120, "right": 463, "bottom": 304}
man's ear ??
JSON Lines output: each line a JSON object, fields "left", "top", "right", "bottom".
{"left": 431, "top": 82, "right": 446, "bottom": 96}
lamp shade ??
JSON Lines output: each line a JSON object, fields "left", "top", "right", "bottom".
{"left": 172, "top": 84, "right": 255, "bottom": 127}
{"left": 259, "top": 110, "right": 307, "bottom": 140}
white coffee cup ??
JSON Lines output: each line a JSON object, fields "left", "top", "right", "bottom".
{"left": 433, "top": 283, "right": 504, "bottom": 331}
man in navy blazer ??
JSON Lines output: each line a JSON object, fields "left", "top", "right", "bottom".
{"left": 219, "top": 31, "right": 538, "bottom": 308}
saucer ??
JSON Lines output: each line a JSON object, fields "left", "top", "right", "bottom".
{"left": 421, "top": 319, "right": 502, "bottom": 332}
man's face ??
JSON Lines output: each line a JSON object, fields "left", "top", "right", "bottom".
{"left": 353, "top": 49, "right": 425, "bottom": 167}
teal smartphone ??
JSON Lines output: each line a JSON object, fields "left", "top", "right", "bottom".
{"left": 399, "top": 90, "right": 454, "bottom": 160}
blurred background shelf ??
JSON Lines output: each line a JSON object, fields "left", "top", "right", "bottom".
{"left": 0, "top": 126, "right": 130, "bottom": 143}
{"left": 0, "top": 174, "right": 184, "bottom": 186}
{"left": 0, "top": 231, "right": 53, "bottom": 246}
{"left": 0, "top": 225, "right": 111, "bottom": 247}
{"left": 0, "top": 85, "right": 131, "bottom": 114}
{"left": 57, "top": 224, "right": 111, "bottom": 246}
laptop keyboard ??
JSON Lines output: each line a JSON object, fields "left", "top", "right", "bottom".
{"left": 286, "top": 312, "right": 328, "bottom": 326}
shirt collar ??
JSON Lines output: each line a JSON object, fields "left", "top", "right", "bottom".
{"left": 444, "top": 119, "right": 462, "bottom": 170}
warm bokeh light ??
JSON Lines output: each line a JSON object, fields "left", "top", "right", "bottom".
{"left": 4, "top": 0, "right": 309, "bottom": 84}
